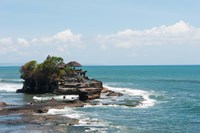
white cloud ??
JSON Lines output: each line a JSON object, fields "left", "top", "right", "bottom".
{"left": 17, "top": 38, "right": 29, "bottom": 47}
{"left": 97, "top": 21, "right": 200, "bottom": 48}
{"left": 0, "top": 37, "right": 13, "bottom": 44}
{"left": 0, "top": 37, "right": 15, "bottom": 53}
{"left": 53, "top": 29, "right": 81, "bottom": 43}
{"left": 37, "top": 29, "right": 82, "bottom": 52}
{"left": 0, "top": 29, "right": 82, "bottom": 55}
{"left": 37, "top": 29, "right": 81, "bottom": 44}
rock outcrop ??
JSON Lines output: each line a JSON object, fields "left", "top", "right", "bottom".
{"left": 0, "top": 101, "right": 85, "bottom": 116}
{"left": 0, "top": 102, "right": 7, "bottom": 107}
{"left": 0, "top": 101, "right": 82, "bottom": 127}
{"left": 106, "top": 91, "right": 123, "bottom": 96}
{"left": 79, "top": 88, "right": 101, "bottom": 101}
{"left": 16, "top": 56, "right": 103, "bottom": 101}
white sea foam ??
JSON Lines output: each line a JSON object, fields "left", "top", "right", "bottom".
{"left": 33, "top": 95, "right": 78, "bottom": 102}
{"left": 47, "top": 107, "right": 100, "bottom": 123}
{"left": 84, "top": 85, "right": 156, "bottom": 109}
{"left": 0, "top": 82, "right": 22, "bottom": 92}
{"left": 104, "top": 85, "right": 156, "bottom": 108}
{"left": 47, "top": 107, "right": 82, "bottom": 119}
{"left": 47, "top": 107, "right": 109, "bottom": 132}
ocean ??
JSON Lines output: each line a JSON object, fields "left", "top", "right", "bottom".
{"left": 0, "top": 65, "right": 200, "bottom": 133}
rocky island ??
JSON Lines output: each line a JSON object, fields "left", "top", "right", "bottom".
{"left": 0, "top": 55, "right": 126, "bottom": 131}
{"left": 16, "top": 55, "right": 107, "bottom": 101}
{"left": 0, "top": 56, "right": 146, "bottom": 132}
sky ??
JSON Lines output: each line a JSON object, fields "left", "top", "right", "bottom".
{"left": 0, "top": 0, "right": 200, "bottom": 65}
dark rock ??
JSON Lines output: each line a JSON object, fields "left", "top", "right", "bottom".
{"left": 0, "top": 101, "right": 85, "bottom": 115}
{"left": 0, "top": 115, "right": 79, "bottom": 126}
{"left": 0, "top": 102, "right": 7, "bottom": 106}
{"left": 35, "top": 108, "right": 48, "bottom": 113}
{"left": 101, "top": 87, "right": 109, "bottom": 93}
{"left": 16, "top": 89, "right": 23, "bottom": 93}
{"left": 79, "top": 88, "right": 101, "bottom": 101}
{"left": 106, "top": 91, "right": 123, "bottom": 96}
{"left": 125, "top": 100, "right": 142, "bottom": 107}
{"left": 56, "top": 88, "right": 79, "bottom": 95}
{"left": 27, "top": 115, "right": 79, "bottom": 125}
{"left": 88, "top": 94, "right": 100, "bottom": 100}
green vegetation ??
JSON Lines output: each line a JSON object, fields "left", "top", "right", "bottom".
{"left": 20, "top": 55, "right": 73, "bottom": 93}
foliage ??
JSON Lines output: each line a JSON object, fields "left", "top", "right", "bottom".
{"left": 19, "top": 56, "right": 72, "bottom": 93}
{"left": 20, "top": 60, "right": 37, "bottom": 79}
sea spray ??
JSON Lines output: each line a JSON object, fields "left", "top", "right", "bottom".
{"left": 107, "top": 86, "right": 156, "bottom": 108}
{"left": 86, "top": 85, "right": 156, "bottom": 108}
{"left": 33, "top": 95, "right": 78, "bottom": 102}
{"left": 0, "top": 82, "right": 22, "bottom": 92}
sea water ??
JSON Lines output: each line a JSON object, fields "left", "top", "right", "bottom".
{"left": 0, "top": 65, "right": 200, "bottom": 132}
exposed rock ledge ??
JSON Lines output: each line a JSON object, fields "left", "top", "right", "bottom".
{"left": 0, "top": 101, "right": 84, "bottom": 126}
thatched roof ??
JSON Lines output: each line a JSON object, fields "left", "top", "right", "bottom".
{"left": 66, "top": 61, "right": 82, "bottom": 67}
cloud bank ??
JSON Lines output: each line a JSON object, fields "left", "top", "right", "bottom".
{"left": 0, "top": 29, "right": 82, "bottom": 54}
{"left": 97, "top": 21, "right": 200, "bottom": 48}
{"left": 0, "top": 21, "right": 200, "bottom": 65}
{"left": 1, "top": 21, "right": 200, "bottom": 54}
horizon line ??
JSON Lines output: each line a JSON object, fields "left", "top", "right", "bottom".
{"left": 0, "top": 64, "right": 200, "bottom": 67}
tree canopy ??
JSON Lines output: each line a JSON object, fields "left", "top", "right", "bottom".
{"left": 19, "top": 56, "right": 72, "bottom": 93}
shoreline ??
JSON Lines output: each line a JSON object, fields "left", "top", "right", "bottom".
{"left": 0, "top": 100, "right": 86, "bottom": 131}
{"left": 0, "top": 88, "right": 124, "bottom": 128}
{"left": 0, "top": 85, "right": 148, "bottom": 132}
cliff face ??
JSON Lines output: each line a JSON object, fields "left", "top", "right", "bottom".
{"left": 16, "top": 56, "right": 103, "bottom": 101}
{"left": 17, "top": 78, "right": 59, "bottom": 94}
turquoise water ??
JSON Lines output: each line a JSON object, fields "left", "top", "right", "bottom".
{"left": 1, "top": 66, "right": 200, "bottom": 132}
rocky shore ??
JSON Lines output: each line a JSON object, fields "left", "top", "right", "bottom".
{"left": 0, "top": 89, "right": 125, "bottom": 129}
{"left": 0, "top": 56, "right": 143, "bottom": 132}
{"left": 16, "top": 56, "right": 106, "bottom": 102}
{"left": 0, "top": 101, "right": 83, "bottom": 127}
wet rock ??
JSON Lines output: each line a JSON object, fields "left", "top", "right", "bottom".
{"left": 106, "top": 91, "right": 123, "bottom": 96}
{"left": 34, "top": 108, "right": 48, "bottom": 113}
{"left": 0, "top": 102, "right": 7, "bottom": 106}
{"left": 0, "top": 115, "right": 79, "bottom": 126}
{"left": 0, "top": 101, "right": 85, "bottom": 115}
{"left": 56, "top": 87, "right": 79, "bottom": 95}
{"left": 101, "top": 87, "right": 109, "bottom": 93}
{"left": 16, "top": 89, "right": 23, "bottom": 93}
{"left": 79, "top": 88, "right": 101, "bottom": 101}
{"left": 24, "top": 115, "right": 79, "bottom": 125}
{"left": 124, "top": 100, "right": 142, "bottom": 107}
{"left": 88, "top": 94, "right": 100, "bottom": 100}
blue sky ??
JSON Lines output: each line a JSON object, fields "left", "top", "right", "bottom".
{"left": 0, "top": 0, "right": 200, "bottom": 65}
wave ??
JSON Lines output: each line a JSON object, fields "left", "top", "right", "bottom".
{"left": 86, "top": 85, "right": 156, "bottom": 108}
{"left": 47, "top": 107, "right": 82, "bottom": 119}
{"left": 108, "top": 86, "right": 156, "bottom": 108}
{"left": 47, "top": 107, "right": 110, "bottom": 132}
{"left": 45, "top": 86, "right": 157, "bottom": 132}
{"left": 0, "top": 78, "right": 23, "bottom": 84}
{"left": 33, "top": 95, "right": 78, "bottom": 102}
{"left": 0, "top": 82, "right": 23, "bottom": 92}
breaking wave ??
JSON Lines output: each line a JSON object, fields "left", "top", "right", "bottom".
{"left": 85, "top": 85, "right": 156, "bottom": 108}
{"left": 0, "top": 82, "right": 22, "bottom": 92}
{"left": 106, "top": 85, "right": 156, "bottom": 108}
{"left": 47, "top": 107, "right": 109, "bottom": 132}
{"left": 0, "top": 78, "right": 23, "bottom": 84}
{"left": 33, "top": 95, "right": 78, "bottom": 102}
